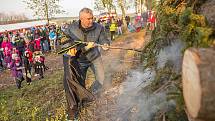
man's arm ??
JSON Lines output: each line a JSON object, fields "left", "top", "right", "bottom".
{"left": 98, "top": 26, "right": 111, "bottom": 45}
{"left": 60, "top": 25, "right": 77, "bottom": 48}
{"left": 98, "top": 26, "right": 111, "bottom": 50}
{"left": 59, "top": 25, "right": 86, "bottom": 55}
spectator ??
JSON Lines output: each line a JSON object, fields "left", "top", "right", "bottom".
{"left": 11, "top": 47, "right": 19, "bottom": 61}
{"left": 34, "top": 35, "right": 41, "bottom": 51}
{"left": 1, "top": 37, "right": 12, "bottom": 68}
{"left": 23, "top": 51, "right": 32, "bottom": 85}
{"left": 33, "top": 51, "right": 45, "bottom": 80}
{"left": 40, "top": 27, "right": 49, "bottom": 52}
{"left": 149, "top": 11, "right": 156, "bottom": 30}
{"left": 14, "top": 35, "right": 25, "bottom": 57}
{"left": 134, "top": 18, "right": 142, "bottom": 32}
{"left": 10, "top": 56, "right": 24, "bottom": 89}
{"left": 49, "top": 29, "right": 57, "bottom": 52}
{"left": 127, "top": 23, "right": 136, "bottom": 32}
{"left": 117, "top": 18, "right": 123, "bottom": 35}
{"left": 0, "top": 35, "right": 4, "bottom": 69}
{"left": 125, "top": 16, "right": 130, "bottom": 27}
{"left": 109, "top": 19, "right": 117, "bottom": 40}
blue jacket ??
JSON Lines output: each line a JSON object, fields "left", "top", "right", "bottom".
{"left": 64, "top": 20, "right": 110, "bottom": 61}
{"left": 49, "top": 31, "right": 56, "bottom": 40}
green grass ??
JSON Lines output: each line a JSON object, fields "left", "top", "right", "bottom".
{"left": 0, "top": 69, "right": 67, "bottom": 121}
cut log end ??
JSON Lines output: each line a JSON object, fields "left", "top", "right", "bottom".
{"left": 182, "top": 48, "right": 215, "bottom": 120}
{"left": 183, "top": 48, "right": 202, "bottom": 118}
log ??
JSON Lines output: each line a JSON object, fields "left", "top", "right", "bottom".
{"left": 182, "top": 48, "right": 215, "bottom": 120}
{"left": 185, "top": 109, "right": 205, "bottom": 121}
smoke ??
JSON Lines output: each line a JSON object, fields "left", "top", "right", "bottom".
{"left": 135, "top": 93, "right": 175, "bottom": 121}
{"left": 92, "top": 35, "right": 179, "bottom": 120}
{"left": 102, "top": 50, "right": 133, "bottom": 88}
{"left": 102, "top": 68, "right": 175, "bottom": 121}
{"left": 156, "top": 40, "right": 185, "bottom": 73}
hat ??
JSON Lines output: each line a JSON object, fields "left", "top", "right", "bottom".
{"left": 24, "top": 51, "right": 29, "bottom": 56}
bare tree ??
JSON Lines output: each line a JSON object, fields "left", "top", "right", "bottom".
{"left": 101, "top": 0, "right": 115, "bottom": 13}
{"left": 23, "top": 0, "right": 65, "bottom": 24}
{"left": 117, "top": 0, "right": 126, "bottom": 20}
{"left": 94, "top": 1, "right": 106, "bottom": 13}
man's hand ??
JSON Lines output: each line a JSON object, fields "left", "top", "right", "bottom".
{"left": 67, "top": 48, "right": 77, "bottom": 56}
{"left": 85, "top": 42, "right": 95, "bottom": 50}
{"left": 102, "top": 43, "right": 109, "bottom": 51}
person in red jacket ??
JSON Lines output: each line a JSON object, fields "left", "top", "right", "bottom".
{"left": 25, "top": 49, "right": 33, "bottom": 63}
{"left": 149, "top": 11, "right": 156, "bottom": 30}
{"left": 1, "top": 37, "right": 12, "bottom": 68}
{"left": 34, "top": 35, "right": 41, "bottom": 51}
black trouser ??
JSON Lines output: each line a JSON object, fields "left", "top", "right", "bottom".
{"left": 25, "top": 67, "right": 32, "bottom": 83}
{"left": 63, "top": 55, "right": 94, "bottom": 119}
{"left": 0, "top": 57, "right": 3, "bottom": 69}
{"left": 16, "top": 76, "right": 24, "bottom": 89}
{"left": 18, "top": 48, "right": 25, "bottom": 58}
{"left": 110, "top": 31, "right": 115, "bottom": 40}
{"left": 0, "top": 51, "right": 4, "bottom": 68}
{"left": 35, "top": 62, "right": 44, "bottom": 79}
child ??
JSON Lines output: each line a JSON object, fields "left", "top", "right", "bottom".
{"left": 3, "top": 47, "right": 12, "bottom": 68}
{"left": 11, "top": 47, "right": 19, "bottom": 61}
{"left": 33, "top": 51, "right": 45, "bottom": 80}
{"left": 23, "top": 51, "right": 32, "bottom": 84}
{"left": 10, "top": 56, "right": 24, "bottom": 89}
{"left": 34, "top": 35, "right": 41, "bottom": 51}
{"left": 0, "top": 48, "right": 4, "bottom": 70}
{"left": 49, "top": 29, "right": 57, "bottom": 52}
{"left": 1, "top": 37, "right": 12, "bottom": 68}
{"left": 25, "top": 49, "right": 33, "bottom": 63}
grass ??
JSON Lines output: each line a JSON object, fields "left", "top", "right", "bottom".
{"left": 0, "top": 69, "right": 67, "bottom": 121}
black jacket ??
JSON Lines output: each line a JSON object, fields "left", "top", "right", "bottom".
{"left": 64, "top": 20, "right": 110, "bottom": 61}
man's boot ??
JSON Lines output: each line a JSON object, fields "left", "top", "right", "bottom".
{"left": 67, "top": 106, "right": 78, "bottom": 120}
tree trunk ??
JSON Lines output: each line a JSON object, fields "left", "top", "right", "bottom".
{"left": 182, "top": 48, "right": 215, "bottom": 120}
{"left": 45, "top": 0, "right": 49, "bottom": 25}
{"left": 118, "top": 0, "right": 127, "bottom": 31}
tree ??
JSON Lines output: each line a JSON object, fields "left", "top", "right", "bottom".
{"left": 101, "top": 0, "right": 115, "bottom": 12}
{"left": 117, "top": 0, "right": 126, "bottom": 23}
{"left": 23, "top": 0, "right": 65, "bottom": 24}
{"left": 94, "top": 1, "right": 106, "bottom": 13}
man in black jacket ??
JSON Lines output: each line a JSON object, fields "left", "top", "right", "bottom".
{"left": 64, "top": 7, "right": 110, "bottom": 90}
{"left": 63, "top": 7, "right": 110, "bottom": 119}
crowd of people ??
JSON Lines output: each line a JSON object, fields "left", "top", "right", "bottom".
{"left": 0, "top": 24, "right": 65, "bottom": 88}
{"left": 96, "top": 10, "right": 156, "bottom": 40}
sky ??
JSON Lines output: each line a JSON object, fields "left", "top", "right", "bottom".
{"left": 0, "top": 0, "right": 94, "bottom": 19}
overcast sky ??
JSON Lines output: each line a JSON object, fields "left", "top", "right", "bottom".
{"left": 0, "top": 0, "right": 94, "bottom": 19}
